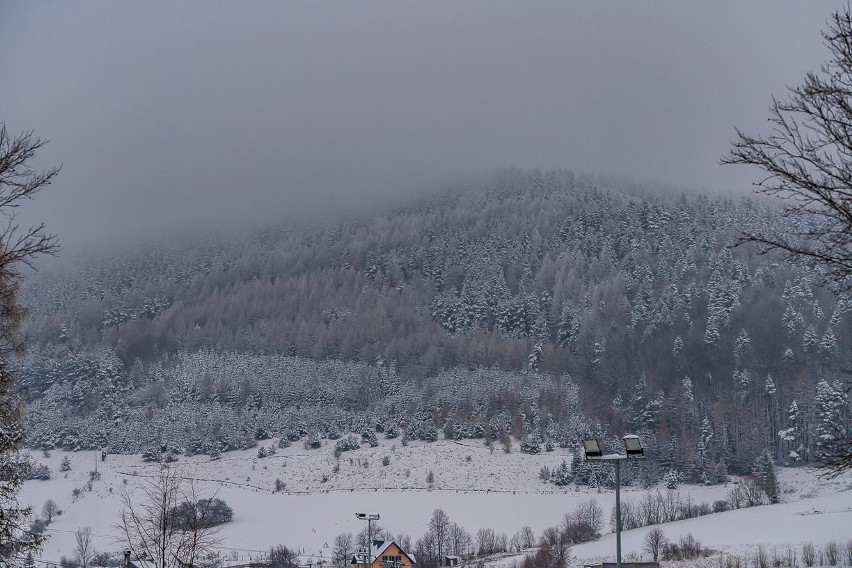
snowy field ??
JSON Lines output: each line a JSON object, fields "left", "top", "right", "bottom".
{"left": 21, "top": 439, "right": 852, "bottom": 566}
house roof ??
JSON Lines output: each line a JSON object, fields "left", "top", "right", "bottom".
{"left": 369, "top": 540, "right": 417, "bottom": 565}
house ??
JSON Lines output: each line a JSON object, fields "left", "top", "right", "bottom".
{"left": 443, "top": 555, "right": 460, "bottom": 566}
{"left": 352, "top": 540, "right": 417, "bottom": 568}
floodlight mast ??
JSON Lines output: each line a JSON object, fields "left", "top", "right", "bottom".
{"left": 581, "top": 436, "right": 645, "bottom": 568}
{"left": 356, "top": 512, "right": 381, "bottom": 568}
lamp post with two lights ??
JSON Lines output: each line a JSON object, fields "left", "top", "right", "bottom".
{"left": 581, "top": 435, "right": 645, "bottom": 568}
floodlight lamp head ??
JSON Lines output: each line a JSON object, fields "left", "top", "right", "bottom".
{"left": 356, "top": 512, "right": 380, "bottom": 520}
{"left": 581, "top": 438, "right": 603, "bottom": 459}
{"left": 622, "top": 434, "right": 645, "bottom": 457}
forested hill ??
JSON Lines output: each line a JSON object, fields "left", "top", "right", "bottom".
{"left": 18, "top": 169, "right": 851, "bottom": 481}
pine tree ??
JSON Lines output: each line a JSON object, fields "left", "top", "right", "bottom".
{"left": 663, "top": 468, "right": 683, "bottom": 489}
{"left": 752, "top": 450, "right": 779, "bottom": 503}
{"left": 60, "top": 456, "right": 71, "bottom": 472}
{"left": 551, "top": 460, "right": 572, "bottom": 486}
{"left": 814, "top": 380, "right": 848, "bottom": 460}
{"left": 697, "top": 417, "right": 714, "bottom": 482}
{"left": 527, "top": 341, "right": 543, "bottom": 373}
{"left": 734, "top": 328, "right": 751, "bottom": 366}
{"left": 672, "top": 335, "right": 683, "bottom": 357}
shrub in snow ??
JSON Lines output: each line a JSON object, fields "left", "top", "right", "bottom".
{"left": 801, "top": 542, "right": 816, "bottom": 567}
{"left": 277, "top": 437, "right": 291, "bottom": 449}
{"left": 664, "top": 468, "right": 684, "bottom": 489}
{"left": 60, "top": 456, "right": 71, "bottom": 471}
{"left": 258, "top": 447, "right": 268, "bottom": 458}
{"left": 384, "top": 424, "right": 399, "bottom": 439}
{"left": 141, "top": 449, "right": 160, "bottom": 462}
{"left": 170, "top": 498, "right": 233, "bottom": 530}
{"left": 361, "top": 429, "right": 379, "bottom": 447}
{"left": 29, "top": 518, "right": 47, "bottom": 535}
{"left": 334, "top": 436, "right": 360, "bottom": 454}
{"left": 520, "top": 439, "right": 541, "bottom": 454}
{"left": 26, "top": 464, "right": 51, "bottom": 481}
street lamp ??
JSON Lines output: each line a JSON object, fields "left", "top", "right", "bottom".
{"left": 582, "top": 435, "right": 645, "bottom": 568}
{"left": 356, "top": 512, "right": 380, "bottom": 568}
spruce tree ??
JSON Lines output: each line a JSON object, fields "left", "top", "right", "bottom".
{"left": 752, "top": 450, "right": 779, "bottom": 504}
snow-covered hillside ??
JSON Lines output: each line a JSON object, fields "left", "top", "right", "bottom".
{"left": 22, "top": 440, "right": 852, "bottom": 567}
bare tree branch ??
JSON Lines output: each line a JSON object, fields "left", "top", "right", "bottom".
{"left": 723, "top": 8, "right": 852, "bottom": 477}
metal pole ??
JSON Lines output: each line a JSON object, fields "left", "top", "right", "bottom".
{"left": 368, "top": 518, "right": 373, "bottom": 568}
{"left": 615, "top": 460, "right": 622, "bottom": 568}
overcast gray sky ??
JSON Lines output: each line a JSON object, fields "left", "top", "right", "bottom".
{"left": 0, "top": 2, "right": 838, "bottom": 248}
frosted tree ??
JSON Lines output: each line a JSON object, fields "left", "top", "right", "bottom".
{"left": 556, "top": 300, "right": 581, "bottom": 349}
{"left": 778, "top": 400, "right": 803, "bottom": 463}
{"left": 814, "top": 380, "right": 849, "bottom": 463}
{"left": 752, "top": 450, "right": 779, "bottom": 503}
{"left": 0, "top": 125, "right": 61, "bottom": 563}
{"left": 733, "top": 328, "right": 752, "bottom": 366}
{"left": 671, "top": 335, "right": 683, "bottom": 357}
{"left": 733, "top": 369, "right": 751, "bottom": 400}
{"left": 696, "top": 417, "right": 714, "bottom": 482}
{"left": 818, "top": 328, "right": 839, "bottom": 363}
{"left": 527, "top": 341, "right": 543, "bottom": 373}
{"left": 802, "top": 325, "right": 818, "bottom": 352}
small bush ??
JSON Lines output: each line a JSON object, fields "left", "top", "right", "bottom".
{"left": 170, "top": 498, "right": 233, "bottom": 530}
{"left": 362, "top": 430, "right": 379, "bottom": 447}
{"left": 60, "top": 456, "right": 71, "bottom": 471}
{"left": 382, "top": 456, "right": 390, "bottom": 466}
{"left": 660, "top": 533, "right": 711, "bottom": 561}
{"left": 712, "top": 499, "right": 730, "bottom": 513}
{"left": 335, "top": 436, "right": 360, "bottom": 455}
{"left": 824, "top": 541, "right": 839, "bottom": 566}
{"left": 802, "top": 542, "right": 816, "bottom": 567}
{"left": 275, "top": 478, "right": 286, "bottom": 492}
{"left": 141, "top": 449, "right": 160, "bottom": 462}
{"left": 26, "top": 464, "right": 51, "bottom": 481}
{"left": 29, "top": 518, "right": 48, "bottom": 535}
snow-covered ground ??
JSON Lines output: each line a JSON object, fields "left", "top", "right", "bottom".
{"left": 21, "top": 439, "right": 852, "bottom": 566}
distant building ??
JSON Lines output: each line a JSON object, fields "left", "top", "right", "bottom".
{"left": 443, "top": 555, "right": 460, "bottom": 566}
{"left": 352, "top": 540, "right": 417, "bottom": 568}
